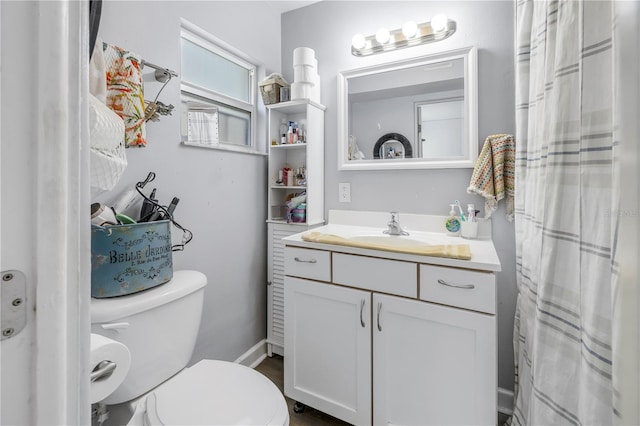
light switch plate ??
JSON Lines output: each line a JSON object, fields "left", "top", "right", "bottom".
{"left": 339, "top": 183, "right": 351, "bottom": 203}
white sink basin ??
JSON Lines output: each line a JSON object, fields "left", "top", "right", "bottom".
{"left": 301, "top": 226, "right": 471, "bottom": 260}
{"left": 347, "top": 233, "right": 453, "bottom": 247}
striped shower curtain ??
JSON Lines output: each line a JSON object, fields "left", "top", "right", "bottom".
{"left": 513, "top": 1, "right": 639, "bottom": 425}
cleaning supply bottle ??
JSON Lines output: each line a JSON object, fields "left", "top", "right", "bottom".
{"left": 445, "top": 204, "right": 461, "bottom": 236}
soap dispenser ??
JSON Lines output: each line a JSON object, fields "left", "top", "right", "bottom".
{"left": 445, "top": 204, "right": 461, "bottom": 236}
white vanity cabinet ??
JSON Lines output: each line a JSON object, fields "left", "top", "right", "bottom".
{"left": 373, "top": 293, "right": 496, "bottom": 425}
{"left": 283, "top": 224, "right": 499, "bottom": 426}
{"left": 285, "top": 276, "right": 372, "bottom": 425}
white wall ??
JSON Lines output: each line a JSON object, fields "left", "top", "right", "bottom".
{"left": 96, "top": 1, "right": 282, "bottom": 363}
{"left": 281, "top": 1, "right": 517, "bottom": 393}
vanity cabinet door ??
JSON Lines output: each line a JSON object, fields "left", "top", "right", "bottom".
{"left": 373, "top": 294, "right": 496, "bottom": 426}
{"left": 284, "top": 277, "right": 372, "bottom": 425}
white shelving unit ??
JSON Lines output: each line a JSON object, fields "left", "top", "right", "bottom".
{"left": 266, "top": 99, "right": 325, "bottom": 356}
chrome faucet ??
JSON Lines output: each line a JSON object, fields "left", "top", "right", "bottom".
{"left": 383, "top": 212, "right": 409, "bottom": 236}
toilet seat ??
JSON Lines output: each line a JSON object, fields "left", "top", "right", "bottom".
{"left": 128, "top": 360, "right": 289, "bottom": 426}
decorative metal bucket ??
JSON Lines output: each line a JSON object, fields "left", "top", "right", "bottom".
{"left": 91, "top": 220, "right": 173, "bottom": 298}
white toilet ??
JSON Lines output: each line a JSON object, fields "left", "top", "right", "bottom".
{"left": 91, "top": 270, "right": 289, "bottom": 425}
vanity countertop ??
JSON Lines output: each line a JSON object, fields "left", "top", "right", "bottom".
{"left": 282, "top": 210, "right": 501, "bottom": 272}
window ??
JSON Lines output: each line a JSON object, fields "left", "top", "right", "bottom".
{"left": 180, "top": 22, "right": 259, "bottom": 154}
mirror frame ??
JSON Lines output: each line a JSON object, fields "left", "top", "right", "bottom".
{"left": 337, "top": 46, "right": 478, "bottom": 170}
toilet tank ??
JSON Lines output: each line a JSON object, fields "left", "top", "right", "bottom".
{"left": 91, "top": 270, "right": 207, "bottom": 405}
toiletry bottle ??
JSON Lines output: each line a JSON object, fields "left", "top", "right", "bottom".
{"left": 280, "top": 118, "right": 289, "bottom": 144}
{"left": 287, "top": 123, "right": 294, "bottom": 144}
{"left": 467, "top": 204, "right": 476, "bottom": 222}
{"left": 445, "top": 204, "right": 461, "bottom": 236}
{"left": 298, "top": 124, "right": 305, "bottom": 143}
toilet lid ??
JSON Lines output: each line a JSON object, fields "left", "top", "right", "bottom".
{"left": 143, "top": 360, "right": 289, "bottom": 426}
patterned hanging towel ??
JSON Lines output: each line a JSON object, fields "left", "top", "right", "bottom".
{"left": 467, "top": 134, "right": 515, "bottom": 221}
{"left": 103, "top": 42, "right": 147, "bottom": 147}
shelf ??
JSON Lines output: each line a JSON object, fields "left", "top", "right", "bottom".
{"left": 268, "top": 219, "right": 306, "bottom": 225}
{"left": 270, "top": 143, "right": 307, "bottom": 150}
{"left": 267, "top": 219, "right": 326, "bottom": 226}
{"left": 266, "top": 99, "right": 326, "bottom": 113}
{"left": 270, "top": 185, "right": 306, "bottom": 190}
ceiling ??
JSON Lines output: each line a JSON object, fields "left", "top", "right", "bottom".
{"left": 262, "top": 0, "right": 322, "bottom": 14}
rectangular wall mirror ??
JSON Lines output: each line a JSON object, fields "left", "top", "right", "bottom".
{"left": 337, "top": 46, "right": 478, "bottom": 170}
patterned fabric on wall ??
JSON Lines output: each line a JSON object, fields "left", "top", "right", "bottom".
{"left": 512, "top": 1, "right": 627, "bottom": 424}
{"left": 103, "top": 42, "right": 147, "bottom": 148}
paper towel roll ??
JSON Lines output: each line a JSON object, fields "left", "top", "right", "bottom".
{"left": 294, "top": 64, "right": 317, "bottom": 83}
{"left": 90, "top": 333, "right": 131, "bottom": 404}
{"left": 291, "top": 81, "right": 315, "bottom": 100}
{"left": 293, "top": 47, "right": 316, "bottom": 66}
{"left": 311, "top": 77, "right": 321, "bottom": 104}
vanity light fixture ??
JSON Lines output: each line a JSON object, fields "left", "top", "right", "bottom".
{"left": 375, "top": 27, "right": 391, "bottom": 44}
{"left": 351, "top": 14, "right": 456, "bottom": 57}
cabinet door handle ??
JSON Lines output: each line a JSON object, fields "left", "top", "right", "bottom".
{"left": 377, "top": 302, "right": 382, "bottom": 332}
{"left": 360, "top": 299, "right": 366, "bottom": 328}
{"left": 294, "top": 257, "right": 317, "bottom": 263}
{"left": 437, "top": 279, "right": 475, "bottom": 290}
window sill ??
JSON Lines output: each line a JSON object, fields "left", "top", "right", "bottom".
{"left": 181, "top": 141, "right": 267, "bottom": 156}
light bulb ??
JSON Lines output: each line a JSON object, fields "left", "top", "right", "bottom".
{"left": 431, "top": 14, "right": 448, "bottom": 32}
{"left": 375, "top": 27, "right": 391, "bottom": 44}
{"left": 351, "top": 33, "right": 366, "bottom": 50}
{"left": 402, "top": 21, "right": 418, "bottom": 38}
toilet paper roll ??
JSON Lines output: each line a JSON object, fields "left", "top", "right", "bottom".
{"left": 311, "top": 78, "right": 321, "bottom": 104}
{"left": 291, "top": 81, "right": 315, "bottom": 100}
{"left": 293, "top": 47, "right": 316, "bottom": 66}
{"left": 294, "top": 64, "right": 317, "bottom": 83}
{"left": 90, "top": 333, "right": 131, "bottom": 404}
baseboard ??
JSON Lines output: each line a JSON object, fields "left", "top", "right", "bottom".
{"left": 233, "top": 338, "right": 268, "bottom": 369}
{"left": 497, "top": 387, "right": 514, "bottom": 415}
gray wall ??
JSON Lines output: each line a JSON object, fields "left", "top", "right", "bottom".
{"left": 97, "top": 1, "right": 282, "bottom": 363}
{"left": 282, "top": 1, "right": 517, "bottom": 392}
{"left": 95, "top": 0, "right": 517, "bottom": 395}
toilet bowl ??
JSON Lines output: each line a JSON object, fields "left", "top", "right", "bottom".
{"left": 127, "top": 360, "right": 289, "bottom": 426}
{"left": 90, "top": 270, "right": 289, "bottom": 425}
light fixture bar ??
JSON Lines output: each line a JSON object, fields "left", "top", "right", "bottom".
{"left": 351, "top": 18, "right": 456, "bottom": 57}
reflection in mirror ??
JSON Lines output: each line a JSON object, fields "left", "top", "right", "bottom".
{"left": 338, "top": 46, "right": 477, "bottom": 170}
{"left": 417, "top": 97, "right": 464, "bottom": 158}
{"left": 373, "top": 133, "right": 412, "bottom": 159}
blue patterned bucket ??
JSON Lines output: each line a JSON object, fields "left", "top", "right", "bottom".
{"left": 91, "top": 220, "right": 173, "bottom": 298}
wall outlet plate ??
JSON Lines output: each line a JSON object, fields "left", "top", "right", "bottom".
{"left": 339, "top": 182, "right": 351, "bottom": 203}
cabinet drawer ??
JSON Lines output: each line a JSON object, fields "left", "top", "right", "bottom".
{"left": 333, "top": 253, "right": 417, "bottom": 298}
{"left": 419, "top": 264, "right": 495, "bottom": 314}
{"left": 284, "top": 246, "right": 331, "bottom": 281}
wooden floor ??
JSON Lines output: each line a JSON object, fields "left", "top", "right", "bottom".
{"left": 255, "top": 355, "right": 351, "bottom": 426}
{"left": 255, "top": 354, "right": 512, "bottom": 426}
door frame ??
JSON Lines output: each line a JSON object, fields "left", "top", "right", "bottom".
{"left": 34, "top": 1, "right": 91, "bottom": 423}
{"left": 1, "top": 1, "right": 91, "bottom": 423}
